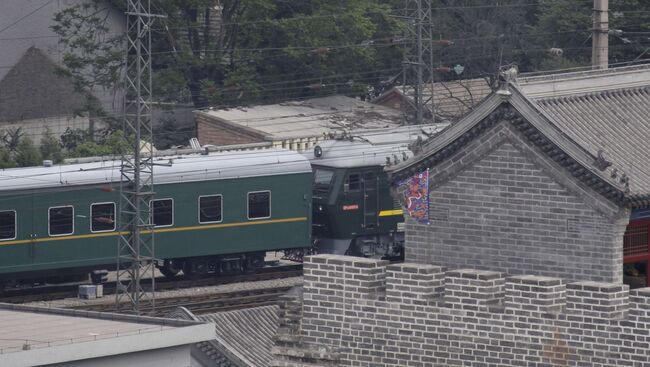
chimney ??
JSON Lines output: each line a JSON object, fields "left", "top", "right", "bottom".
{"left": 592, "top": 0, "right": 609, "bottom": 69}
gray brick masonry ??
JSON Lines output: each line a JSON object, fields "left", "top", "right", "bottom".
{"left": 295, "top": 255, "right": 650, "bottom": 367}
{"left": 402, "top": 122, "right": 629, "bottom": 283}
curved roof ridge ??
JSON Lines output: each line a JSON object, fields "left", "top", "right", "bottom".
{"left": 536, "top": 85, "right": 650, "bottom": 104}
{"left": 388, "top": 85, "right": 630, "bottom": 207}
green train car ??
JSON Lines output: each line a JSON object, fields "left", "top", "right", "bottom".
{"left": 0, "top": 149, "right": 312, "bottom": 286}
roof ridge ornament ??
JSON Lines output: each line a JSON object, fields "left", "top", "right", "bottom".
{"left": 594, "top": 149, "right": 612, "bottom": 171}
{"left": 497, "top": 65, "right": 519, "bottom": 96}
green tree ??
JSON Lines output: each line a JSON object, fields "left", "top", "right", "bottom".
{"left": 155, "top": 115, "right": 195, "bottom": 150}
{"left": 0, "top": 148, "right": 16, "bottom": 169}
{"left": 54, "top": 0, "right": 404, "bottom": 109}
{"left": 51, "top": 0, "right": 123, "bottom": 130}
{"left": 40, "top": 129, "right": 64, "bottom": 164}
{"left": 15, "top": 138, "right": 42, "bottom": 167}
{"left": 60, "top": 128, "right": 89, "bottom": 152}
{"left": 69, "top": 130, "right": 132, "bottom": 157}
{"left": 532, "top": 0, "right": 650, "bottom": 70}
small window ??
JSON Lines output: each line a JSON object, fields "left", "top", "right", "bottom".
{"left": 314, "top": 169, "right": 335, "bottom": 194}
{"left": 91, "top": 202, "right": 115, "bottom": 232}
{"left": 49, "top": 206, "right": 73, "bottom": 236}
{"left": 346, "top": 173, "right": 361, "bottom": 192}
{"left": 314, "top": 169, "right": 334, "bottom": 186}
{"left": 0, "top": 210, "right": 16, "bottom": 240}
{"left": 199, "top": 195, "right": 223, "bottom": 223}
{"left": 151, "top": 199, "right": 174, "bottom": 227}
{"left": 248, "top": 191, "right": 271, "bottom": 220}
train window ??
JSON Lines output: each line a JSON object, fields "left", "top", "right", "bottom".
{"left": 151, "top": 199, "right": 174, "bottom": 227}
{"left": 346, "top": 173, "right": 361, "bottom": 192}
{"left": 49, "top": 206, "right": 73, "bottom": 236}
{"left": 248, "top": 191, "right": 271, "bottom": 220}
{"left": 314, "top": 169, "right": 334, "bottom": 194}
{"left": 0, "top": 210, "right": 16, "bottom": 240}
{"left": 91, "top": 202, "right": 115, "bottom": 232}
{"left": 314, "top": 169, "right": 334, "bottom": 187}
{"left": 199, "top": 195, "right": 223, "bottom": 223}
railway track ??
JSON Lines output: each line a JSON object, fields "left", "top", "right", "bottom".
{"left": 72, "top": 286, "right": 293, "bottom": 316}
{"left": 0, "top": 263, "right": 302, "bottom": 304}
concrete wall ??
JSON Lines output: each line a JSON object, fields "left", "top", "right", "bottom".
{"left": 299, "top": 254, "right": 650, "bottom": 367}
{"left": 48, "top": 345, "right": 193, "bottom": 367}
{"left": 399, "top": 122, "right": 628, "bottom": 283}
{"left": 0, "top": 0, "right": 124, "bottom": 114}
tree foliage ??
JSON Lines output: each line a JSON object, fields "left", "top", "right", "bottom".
{"left": 40, "top": 129, "right": 65, "bottom": 164}
{"left": 51, "top": 1, "right": 123, "bottom": 94}
{"left": 149, "top": 0, "right": 403, "bottom": 107}
{"left": 14, "top": 138, "right": 42, "bottom": 168}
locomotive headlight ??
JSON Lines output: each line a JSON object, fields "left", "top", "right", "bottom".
{"left": 318, "top": 205, "right": 324, "bottom": 212}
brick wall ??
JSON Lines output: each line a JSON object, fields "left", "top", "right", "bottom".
{"left": 299, "top": 254, "right": 650, "bottom": 367}
{"left": 195, "top": 112, "right": 266, "bottom": 146}
{"left": 401, "top": 122, "right": 629, "bottom": 283}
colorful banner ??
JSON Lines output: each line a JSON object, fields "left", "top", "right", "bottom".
{"left": 400, "top": 169, "right": 429, "bottom": 224}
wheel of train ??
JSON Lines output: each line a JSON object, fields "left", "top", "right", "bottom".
{"left": 160, "top": 252, "right": 266, "bottom": 279}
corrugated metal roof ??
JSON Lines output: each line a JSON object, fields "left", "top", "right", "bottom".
{"left": 0, "top": 149, "right": 311, "bottom": 192}
{"left": 197, "top": 95, "right": 405, "bottom": 140}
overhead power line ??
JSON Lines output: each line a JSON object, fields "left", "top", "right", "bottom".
{"left": 0, "top": 0, "right": 54, "bottom": 35}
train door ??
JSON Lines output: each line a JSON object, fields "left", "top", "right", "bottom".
{"left": 29, "top": 194, "right": 36, "bottom": 260}
{"left": 362, "top": 170, "right": 379, "bottom": 229}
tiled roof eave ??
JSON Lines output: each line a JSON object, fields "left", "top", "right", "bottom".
{"left": 629, "top": 195, "right": 650, "bottom": 209}
{"left": 389, "top": 90, "right": 630, "bottom": 207}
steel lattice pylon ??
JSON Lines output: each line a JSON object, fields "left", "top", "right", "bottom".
{"left": 402, "top": 0, "right": 435, "bottom": 125}
{"left": 116, "top": 0, "right": 157, "bottom": 314}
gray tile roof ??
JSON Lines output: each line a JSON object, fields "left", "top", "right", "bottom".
{"left": 200, "top": 306, "right": 279, "bottom": 367}
{"left": 389, "top": 65, "right": 650, "bottom": 207}
{"left": 0, "top": 47, "right": 86, "bottom": 121}
{"left": 536, "top": 87, "right": 650, "bottom": 199}
{"left": 376, "top": 78, "right": 494, "bottom": 119}
{"left": 169, "top": 305, "right": 279, "bottom": 367}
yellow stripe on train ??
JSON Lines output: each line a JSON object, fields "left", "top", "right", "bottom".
{"left": 378, "top": 209, "right": 403, "bottom": 217}
{"left": 0, "top": 217, "right": 308, "bottom": 246}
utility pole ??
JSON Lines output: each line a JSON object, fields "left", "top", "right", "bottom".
{"left": 116, "top": 0, "right": 163, "bottom": 315}
{"left": 592, "top": 0, "right": 609, "bottom": 69}
{"left": 402, "top": 0, "right": 435, "bottom": 125}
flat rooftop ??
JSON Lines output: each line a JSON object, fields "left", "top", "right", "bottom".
{"left": 196, "top": 95, "right": 405, "bottom": 140}
{"left": 0, "top": 303, "right": 213, "bottom": 367}
{"left": 0, "top": 309, "right": 173, "bottom": 352}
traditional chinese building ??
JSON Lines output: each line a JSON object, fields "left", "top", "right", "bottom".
{"left": 388, "top": 65, "right": 650, "bottom": 285}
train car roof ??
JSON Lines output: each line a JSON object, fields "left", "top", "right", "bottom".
{"left": 0, "top": 149, "right": 311, "bottom": 192}
{"left": 303, "top": 139, "right": 414, "bottom": 168}
{"left": 303, "top": 123, "right": 448, "bottom": 168}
